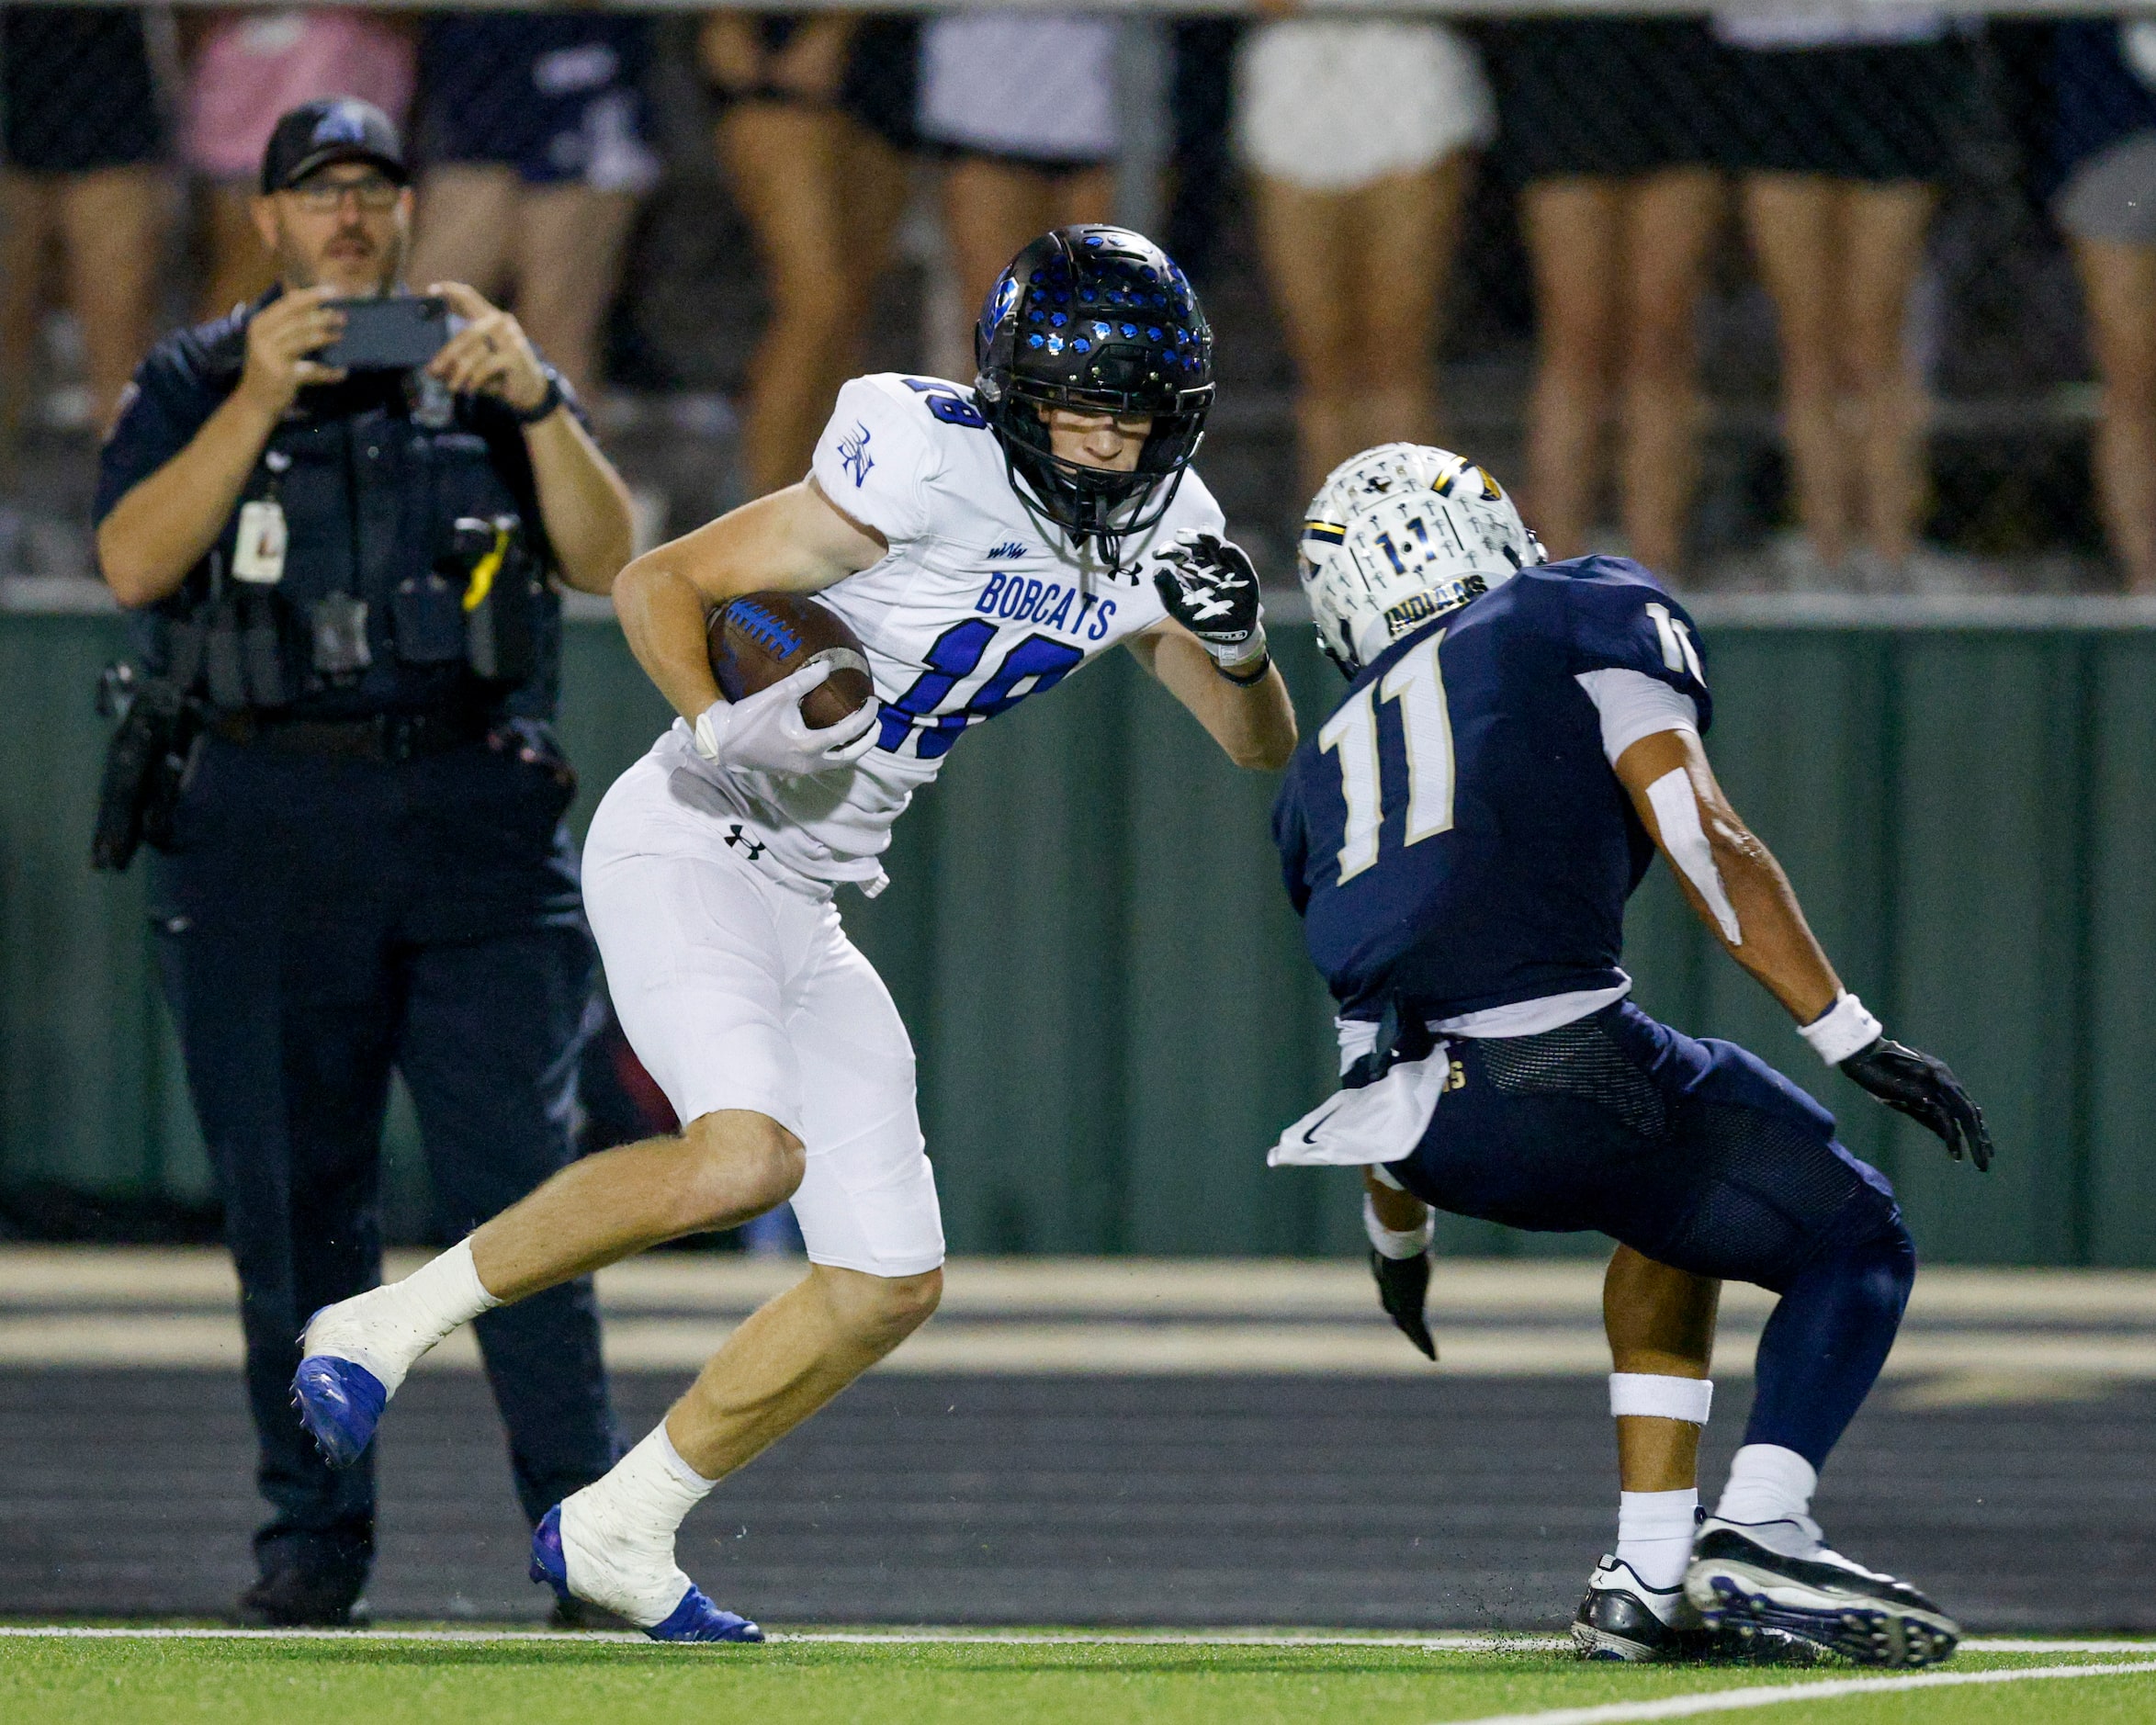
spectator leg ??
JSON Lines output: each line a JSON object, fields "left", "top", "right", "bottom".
{"left": 1744, "top": 173, "right": 1853, "bottom": 570}
{"left": 943, "top": 158, "right": 1053, "bottom": 353}
{"left": 408, "top": 165, "right": 518, "bottom": 313}
{"left": 514, "top": 182, "right": 638, "bottom": 406}
{"left": 1250, "top": 174, "right": 1358, "bottom": 496}
{"left": 57, "top": 166, "right": 164, "bottom": 434}
{"left": 719, "top": 103, "right": 863, "bottom": 496}
{"left": 941, "top": 159, "right": 1114, "bottom": 357}
{"left": 1617, "top": 168, "right": 1721, "bottom": 576}
{"left": 1522, "top": 177, "right": 1623, "bottom": 558}
{"left": 1349, "top": 156, "right": 1473, "bottom": 470}
{"left": 0, "top": 173, "right": 50, "bottom": 478}
{"left": 1841, "top": 181, "right": 1936, "bottom": 570}
{"left": 199, "top": 182, "right": 276, "bottom": 324}
{"left": 2072, "top": 236, "right": 2156, "bottom": 592}
{"left": 1048, "top": 165, "right": 1115, "bottom": 231}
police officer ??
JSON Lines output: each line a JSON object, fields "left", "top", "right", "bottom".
{"left": 93, "top": 99, "right": 636, "bottom": 1627}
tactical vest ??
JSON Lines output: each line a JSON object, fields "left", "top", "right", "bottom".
{"left": 144, "top": 355, "right": 560, "bottom": 722}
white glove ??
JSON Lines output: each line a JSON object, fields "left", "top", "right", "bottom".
{"left": 692, "top": 660, "right": 881, "bottom": 777}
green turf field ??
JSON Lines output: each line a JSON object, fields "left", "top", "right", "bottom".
{"left": 2, "top": 1630, "right": 2152, "bottom": 1724}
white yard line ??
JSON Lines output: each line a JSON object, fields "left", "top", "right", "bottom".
{"left": 1451, "top": 1659, "right": 2156, "bottom": 1725}
{"left": 0, "top": 1625, "right": 2148, "bottom": 1656}
{"left": 0, "top": 1626, "right": 1563, "bottom": 1649}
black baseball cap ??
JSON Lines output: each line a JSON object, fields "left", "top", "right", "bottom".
{"left": 260, "top": 98, "right": 409, "bottom": 196}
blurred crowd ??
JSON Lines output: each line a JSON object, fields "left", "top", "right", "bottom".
{"left": 4, "top": 6, "right": 2156, "bottom": 592}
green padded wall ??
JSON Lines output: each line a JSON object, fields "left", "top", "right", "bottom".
{"left": 5, "top": 608, "right": 2152, "bottom": 1264}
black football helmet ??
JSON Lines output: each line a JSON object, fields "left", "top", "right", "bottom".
{"left": 975, "top": 225, "right": 1213, "bottom": 551}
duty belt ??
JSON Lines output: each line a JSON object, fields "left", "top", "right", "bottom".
{"left": 210, "top": 708, "right": 490, "bottom": 762}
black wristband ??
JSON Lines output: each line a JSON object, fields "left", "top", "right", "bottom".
{"left": 509, "top": 370, "right": 564, "bottom": 426}
{"left": 1218, "top": 648, "right": 1271, "bottom": 687}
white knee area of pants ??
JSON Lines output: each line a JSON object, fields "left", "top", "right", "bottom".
{"left": 1644, "top": 768, "right": 1741, "bottom": 945}
{"left": 1716, "top": 1442, "right": 1819, "bottom": 1527}
{"left": 1609, "top": 1371, "right": 1713, "bottom": 1425}
{"left": 301, "top": 1237, "right": 500, "bottom": 1398}
{"left": 558, "top": 1424, "right": 717, "bottom": 1627}
{"left": 1616, "top": 1488, "right": 1700, "bottom": 1593}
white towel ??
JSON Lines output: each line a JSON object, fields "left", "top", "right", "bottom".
{"left": 1268, "top": 1042, "right": 1451, "bottom": 1169}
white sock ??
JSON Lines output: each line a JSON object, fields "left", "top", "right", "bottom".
{"left": 304, "top": 1237, "right": 500, "bottom": 1396}
{"left": 1716, "top": 1443, "right": 1819, "bottom": 1528}
{"left": 559, "top": 1423, "right": 718, "bottom": 1627}
{"left": 1615, "top": 1488, "right": 1699, "bottom": 1593}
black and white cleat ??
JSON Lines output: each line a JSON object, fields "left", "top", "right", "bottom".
{"left": 1573, "top": 1555, "right": 1818, "bottom": 1664}
{"left": 1686, "top": 1516, "right": 1961, "bottom": 1668}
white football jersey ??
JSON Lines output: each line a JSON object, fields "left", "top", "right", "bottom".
{"left": 649, "top": 372, "right": 1226, "bottom": 893}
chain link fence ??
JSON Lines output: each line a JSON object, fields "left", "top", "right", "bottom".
{"left": 0, "top": 4, "right": 2149, "bottom": 592}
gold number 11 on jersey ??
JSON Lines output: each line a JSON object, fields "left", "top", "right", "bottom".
{"left": 1318, "top": 631, "right": 1457, "bottom": 885}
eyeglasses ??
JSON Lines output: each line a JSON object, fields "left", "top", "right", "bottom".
{"left": 287, "top": 176, "right": 401, "bottom": 214}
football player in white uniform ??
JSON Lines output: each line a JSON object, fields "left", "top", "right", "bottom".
{"left": 288, "top": 226, "right": 1298, "bottom": 1639}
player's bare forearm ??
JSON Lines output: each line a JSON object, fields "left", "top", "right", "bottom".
{"left": 523, "top": 407, "right": 636, "bottom": 594}
{"left": 615, "top": 478, "right": 886, "bottom": 723}
{"left": 1129, "top": 627, "right": 1298, "bottom": 770}
{"left": 1615, "top": 727, "right": 1840, "bottom": 1026}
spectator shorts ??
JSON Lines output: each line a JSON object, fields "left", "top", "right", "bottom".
{"left": 420, "top": 16, "right": 658, "bottom": 193}
{"left": 710, "top": 17, "right": 920, "bottom": 152}
{"left": 918, "top": 13, "right": 1118, "bottom": 166}
{"left": 1488, "top": 19, "right": 1734, "bottom": 181}
{"left": 581, "top": 750, "right": 945, "bottom": 1280}
{"left": 1, "top": 7, "right": 164, "bottom": 174}
{"left": 1718, "top": 42, "right": 1968, "bottom": 183}
{"left": 2056, "top": 130, "right": 2156, "bottom": 246}
{"left": 1236, "top": 18, "right": 1495, "bottom": 193}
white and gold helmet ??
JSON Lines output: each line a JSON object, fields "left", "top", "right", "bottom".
{"left": 1297, "top": 444, "right": 1544, "bottom": 677}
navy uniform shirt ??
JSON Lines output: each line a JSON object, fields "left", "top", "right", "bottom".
{"left": 1273, "top": 555, "right": 1711, "bottom": 1025}
{"left": 95, "top": 291, "right": 570, "bottom": 721}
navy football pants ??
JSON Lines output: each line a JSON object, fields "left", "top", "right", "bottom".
{"left": 151, "top": 731, "right": 619, "bottom": 1592}
{"left": 1388, "top": 1000, "right": 1913, "bottom": 1468}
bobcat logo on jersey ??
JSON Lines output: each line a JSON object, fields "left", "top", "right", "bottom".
{"left": 837, "top": 423, "right": 874, "bottom": 489}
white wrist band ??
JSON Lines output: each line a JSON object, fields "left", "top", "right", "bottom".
{"left": 1610, "top": 1371, "right": 1713, "bottom": 1425}
{"left": 1214, "top": 622, "right": 1268, "bottom": 669}
{"left": 1363, "top": 1192, "right": 1432, "bottom": 1260}
{"left": 1799, "top": 991, "right": 1883, "bottom": 1067}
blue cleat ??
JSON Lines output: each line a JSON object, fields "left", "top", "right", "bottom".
{"left": 291, "top": 1352, "right": 387, "bottom": 1469}
{"left": 530, "top": 1505, "right": 763, "bottom": 1644}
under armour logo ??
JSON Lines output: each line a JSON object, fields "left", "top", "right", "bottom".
{"left": 837, "top": 423, "right": 874, "bottom": 488}
{"left": 725, "top": 824, "right": 767, "bottom": 861}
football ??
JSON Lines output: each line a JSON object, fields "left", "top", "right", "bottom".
{"left": 707, "top": 592, "right": 875, "bottom": 731}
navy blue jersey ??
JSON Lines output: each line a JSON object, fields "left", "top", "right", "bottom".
{"left": 1273, "top": 555, "right": 1710, "bottom": 1023}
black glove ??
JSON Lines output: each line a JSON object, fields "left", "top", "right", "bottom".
{"left": 1151, "top": 531, "right": 1267, "bottom": 676}
{"left": 1370, "top": 1249, "right": 1437, "bottom": 1360}
{"left": 1840, "top": 1037, "right": 1993, "bottom": 1172}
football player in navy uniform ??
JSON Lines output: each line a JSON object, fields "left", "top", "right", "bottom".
{"left": 287, "top": 227, "right": 1296, "bottom": 1638}
{"left": 1270, "top": 445, "right": 1991, "bottom": 1668}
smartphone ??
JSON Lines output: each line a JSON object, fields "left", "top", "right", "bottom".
{"left": 315, "top": 295, "right": 450, "bottom": 371}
